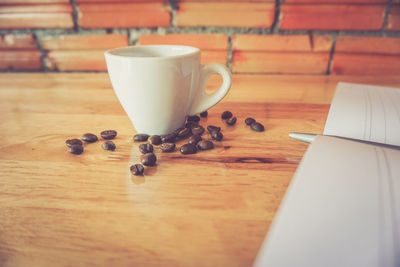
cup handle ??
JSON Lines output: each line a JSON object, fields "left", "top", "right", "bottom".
{"left": 188, "top": 63, "right": 232, "bottom": 116}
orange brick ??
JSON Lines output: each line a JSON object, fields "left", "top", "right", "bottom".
{"left": 388, "top": 5, "right": 400, "bottom": 31}
{"left": 0, "top": 0, "right": 68, "bottom": 3}
{"left": 232, "top": 34, "right": 333, "bottom": 52}
{"left": 139, "top": 34, "right": 228, "bottom": 50}
{"left": 335, "top": 36, "right": 400, "bottom": 55}
{"left": 331, "top": 54, "right": 400, "bottom": 75}
{"left": 0, "top": 34, "right": 36, "bottom": 49}
{"left": 41, "top": 34, "right": 128, "bottom": 50}
{"left": 0, "top": 3, "right": 73, "bottom": 29}
{"left": 280, "top": 4, "right": 385, "bottom": 30}
{"left": 77, "top": 2, "right": 170, "bottom": 28}
{"left": 0, "top": 50, "right": 42, "bottom": 70}
{"left": 46, "top": 50, "right": 106, "bottom": 71}
{"left": 176, "top": 2, "right": 275, "bottom": 27}
{"left": 232, "top": 51, "right": 329, "bottom": 74}
{"left": 283, "top": 0, "right": 388, "bottom": 2}
{"left": 200, "top": 50, "right": 227, "bottom": 65}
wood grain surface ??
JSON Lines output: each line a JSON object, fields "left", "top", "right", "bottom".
{"left": 1, "top": 73, "right": 400, "bottom": 266}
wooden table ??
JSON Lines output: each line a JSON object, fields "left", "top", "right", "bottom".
{"left": 1, "top": 73, "right": 400, "bottom": 266}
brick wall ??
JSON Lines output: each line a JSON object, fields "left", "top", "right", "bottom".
{"left": 1, "top": 0, "right": 399, "bottom": 75}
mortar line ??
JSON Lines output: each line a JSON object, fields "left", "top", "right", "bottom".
{"left": 326, "top": 34, "right": 337, "bottom": 75}
{"left": 32, "top": 32, "right": 48, "bottom": 72}
{"left": 271, "top": 0, "right": 281, "bottom": 33}
{"left": 382, "top": 0, "right": 394, "bottom": 32}
{"left": 227, "top": 34, "right": 233, "bottom": 71}
{"left": 69, "top": 0, "right": 80, "bottom": 32}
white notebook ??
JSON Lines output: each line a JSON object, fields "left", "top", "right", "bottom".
{"left": 254, "top": 83, "right": 400, "bottom": 267}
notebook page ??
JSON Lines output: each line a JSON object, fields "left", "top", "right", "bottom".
{"left": 323, "top": 82, "right": 400, "bottom": 146}
{"left": 254, "top": 136, "right": 400, "bottom": 267}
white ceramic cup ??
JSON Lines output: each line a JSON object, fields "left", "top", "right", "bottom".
{"left": 104, "top": 45, "right": 232, "bottom": 135}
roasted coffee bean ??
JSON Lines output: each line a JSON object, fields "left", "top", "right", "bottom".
{"left": 221, "top": 111, "right": 233, "bottom": 120}
{"left": 180, "top": 143, "right": 197, "bottom": 155}
{"left": 211, "top": 131, "right": 223, "bottom": 141}
{"left": 251, "top": 122, "right": 265, "bottom": 132}
{"left": 133, "top": 134, "right": 149, "bottom": 142}
{"left": 102, "top": 141, "right": 116, "bottom": 151}
{"left": 141, "top": 153, "right": 157, "bottom": 166}
{"left": 68, "top": 144, "right": 83, "bottom": 155}
{"left": 245, "top": 117, "right": 256, "bottom": 125}
{"left": 160, "top": 142, "right": 175, "bottom": 153}
{"left": 191, "top": 125, "right": 205, "bottom": 136}
{"left": 149, "top": 135, "right": 162, "bottom": 145}
{"left": 207, "top": 125, "right": 221, "bottom": 133}
{"left": 185, "top": 121, "right": 198, "bottom": 129}
{"left": 200, "top": 111, "right": 208, "bottom": 118}
{"left": 100, "top": 130, "right": 117, "bottom": 140}
{"left": 161, "top": 132, "right": 177, "bottom": 143}
{"left": 81, "top": 133, "right": 98, "bottom": 143}
{"left": 187, "top": 115, "right": 200, "bottom": 123}
{"left": 188, "top": 134, "right": 202, "bottom": 145}
{"left": 66, "top": 138, "right": 82, "bottom": 147}
{"left": 139, "top": 143, "right": 153, "bottom": 154}
{"left": 130, "top": 164, "right": 144, "bottom": 176}
{"left": 226, "top": 116, "right": 237, "bottom": 126}
{"left": 177, "top": 127, "right": 191, "bottom": 139}
{"left": 197, "top": 140, "right": 214, "bottom": 150}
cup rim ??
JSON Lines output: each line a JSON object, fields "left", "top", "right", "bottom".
{"left": 104, "top": 45, "right": 200, "bottom": 60}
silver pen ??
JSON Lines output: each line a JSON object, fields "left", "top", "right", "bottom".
{"left": 289, "top": 132, "right": 317, "bottom": 143}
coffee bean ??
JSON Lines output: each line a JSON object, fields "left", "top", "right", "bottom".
{"left": 211, "top": 131, "right": 223, "bottom": 141}
{"left": 207, "top": 125, "right": 221, "bottom": 133}
{"left": 161, "top": 132, "right": 177, "bottom": 143}
{"left": 187, "top": 115, "right": 200, "bottom": 123}
{"left": 139, "top": 143, "right": 153, "bottom": 154}
{"left": 221, "top": 111, "right": 233, "bottom": 120}
{"left": 185, "top": 121, "right": 198, "bottom": 129}
{"left": 100, "top": 130, "right": 117, "bottom": 140}
{"left": 149, "top": 135, "right": 162, "bottom": 145}
{"left": 251, "top": 122, "right": 265, "bottom": 132}
{"left": 68, "top": 144, "right": 83, "bottom": 155}
{"left": 141, "top": 153, "right": 157, "bottom": 166}
{"left": 81, "top": 133, "right": 98, "bottom": 143}
{"left": 177, "top": 127, "right": 191, "bottom": 139}
{"left": 160, "top": 142, "right": 176, "bottom": 153}
{"left": 191, "top": 125, "right": 205, "bottom": 135}
{"left": 245, "top": 117, "right": 256, "bottom": 125}
{"left": 188, "top": 134, "right": 202, "bottom": 145}
{"left": 102, "top": 141, "right": 116, "bottom": 151}
{"left": 65, "top": 138, "right": 82, "bottom": 147}
{"left": 133, "top": 134, "right": 149, "bottom": 142}
{"left": 180, "top": 143, "right": 197, "bottom": 154}
{"left": 130, "top": 164, "right": 144, "bottom": 176}
{"left": 200, "top": 111, "right": 208, "bottom": 118}
{"left": 197, "top": 140, "right": 214, "bottom": 150}
{"left": 226, "top": 116, "right": 237, "bottom": 126}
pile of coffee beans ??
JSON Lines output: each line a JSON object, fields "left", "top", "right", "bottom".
{"left": 66, "top": 130, "right": 118, "bottom": 155}
{"left": 66, "top": 109, "right": 265, "bottom": 177}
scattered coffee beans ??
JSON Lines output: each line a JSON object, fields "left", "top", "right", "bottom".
{"left": 177, "top": 127, "right": 191, "bottom": 139}
{"left": 221, "top": 111, "right": 233, "bottom": 120}
{"left": 180, "top": 143, "right": 197, "bottom": 154}
{"left": 149, "top": 135, "right": 162, "bottom": 145}
{"left": 133, "top": 134, "right": 149, "bottom": 142}
{"left": 245, "top": 117, "right": 256, "bottom": 125}
{"left": 130, "top": 164, "right": 144, "bottom": 176}
{"left": 197, "top": 140, "right": 214, "bottom": 150}
{"left": 251, "top": 122, "right": 265, "bottom": 132}
{"left": 187, "top": 115, "right": 200, "bottom": 123}
{"left": 160, "top": 142, "right": 175, "bottom": 153}
{"left": 185, "top": 121, "right": 198, "bottom": 129}
{"left": 141, "top": 153, "right": 157, "bottom": 166}
{"left": 68, "top": 144, "right": 84, "bottom": 155}
{"left": 191, "top": 125, "right": 205, "bottom": 136}
{"left": 81, "top": 133, "right": 98, "bottom": 143}
{"left": 207, "top": 125, "right": 221, "bottom": 133}
{"left": 226, "top": 116, "right": 237, "bottom": 126}
{"left": 161, "top": 132, "right": 177, "bottom": 143}
{"left": 211, "top": 131, "right": 223, "bottom": 141}
{"left": 102, "top": 141, "right": 116, "bottom": 151}
{"left": 100, "top": 130, "right": 117, "bottom": 140}
{"left": 66, "top": 138, "right": 82, "bottom": 147}
{"left": 200, "top": 111, "right": 208, "bottom": 118}
{"left": 139, "top": 143, "right": 153, "bottom": 154}
{"left": 188, "top": 134, "right": 202, "bottom": 145}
